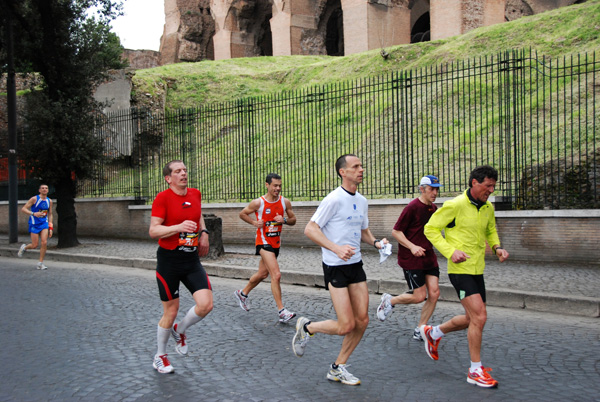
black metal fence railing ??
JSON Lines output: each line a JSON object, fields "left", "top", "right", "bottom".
{"left": 2, "top": 50, "right": 598, "bottom": 209}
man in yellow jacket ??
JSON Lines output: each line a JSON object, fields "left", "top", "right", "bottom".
{"left": 422, "top": 165, "right": 509, "bottom": 389}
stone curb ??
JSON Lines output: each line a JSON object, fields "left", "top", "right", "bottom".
{"left": 2, "top": 247, "right": 598, "bottom": 317}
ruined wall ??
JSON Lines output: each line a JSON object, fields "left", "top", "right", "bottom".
{"left": 122, "top": 50, "right": 161, "bottom": 70}
{"left": 158, "top": 0, "right": 581, "bottom": 62}
{"left": 160, "top": 0, "right": 216, "bottom": 65}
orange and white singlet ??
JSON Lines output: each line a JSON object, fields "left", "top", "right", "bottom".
{"left": 255, "top": 196, "right": 287, "bottom": 249}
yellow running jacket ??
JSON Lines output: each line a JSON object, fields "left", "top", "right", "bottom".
{"left": 424, "top": 190, "right": 500, "bottom": 275}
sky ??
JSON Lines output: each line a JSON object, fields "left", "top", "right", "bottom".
{"left": 110, "top": 0, "right": 165, "bottom": 51}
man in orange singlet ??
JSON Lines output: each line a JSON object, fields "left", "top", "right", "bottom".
{"left": 234, "top": 173, "right": 298, "bottom": 323}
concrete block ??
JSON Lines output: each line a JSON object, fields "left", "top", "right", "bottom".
{"left": 46, "top": 252, "right": 100, "bottom": 265}
{"left": 131, "top": 258, "right": 156, "bottom": 270}
{"left": 487, "top": 289, "right": 526, "bottom": 309}
{"left": 97, "top": 256, "right": 133, "bottom": 267}
{"left": 378, "top": 280, "right": 407, "bottom": 295}
{"left": 282, "top": 271, "right": 320, "bottom": 288}
{"left": 438, "top": 284, "right": 459, "bottom": 302}
{"left": 524, "top": 294, "right": 600, "bottom": 318}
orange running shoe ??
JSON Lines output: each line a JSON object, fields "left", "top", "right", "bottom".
{"left": 467, "top": 367, "right": 499, "bottom": 388}
{"left": 419, "top": 325, "right": 440, "bottom": 360}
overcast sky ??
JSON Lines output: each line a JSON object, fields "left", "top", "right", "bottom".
{"left": 111, "top": 0, "right": 165, "bottom": 51}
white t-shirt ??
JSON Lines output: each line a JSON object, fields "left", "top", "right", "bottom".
{"left": 310, "top": 186, "right": 369, "bottom": 266}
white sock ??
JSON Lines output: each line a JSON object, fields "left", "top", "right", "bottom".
{"left": 176, "top": 305, "right": 203, "bottom": 334}
{"left": 470, "top": 361, "right": 483, "bottom": 373}
{"left": 156, "top": 325, "right": 170, "bottom": 356}
{"left": 431, "top": 325, "right": 444, "bottom": 340}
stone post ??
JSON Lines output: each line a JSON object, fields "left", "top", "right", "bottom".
{"left": 341, "top": 0, "right": 410, "bottom": 56}
{"left": 430, "top": 0, "right": 507, "bottom": 41}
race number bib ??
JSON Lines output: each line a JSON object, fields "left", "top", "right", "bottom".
{"left": 265, "top": 221, "right": 282, "bottom": 238}
{"left": 178, "top": 232, "right": 198, "bottom": 252}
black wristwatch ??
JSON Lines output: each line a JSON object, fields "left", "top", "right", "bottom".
{"left": 374, "top": 239, "right": 381, "bottom": 248}
{"left": 283, "top": 217, "right": 288, "bottom": 225}
{"left": 494, "top": 247, "right": 503, "bottom": 255}
{"left": 200, "top": 229, "right": 210, "bottom": 236}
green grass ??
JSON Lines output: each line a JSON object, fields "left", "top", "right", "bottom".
{"left": 131, "top": 0, "right": 600, "bottom": 109}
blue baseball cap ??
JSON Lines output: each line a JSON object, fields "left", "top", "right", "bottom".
{"left": 420, "top": 175, "right": 443, "bottom": 187}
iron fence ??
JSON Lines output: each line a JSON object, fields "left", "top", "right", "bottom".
{"left": 3, "top": 49, "right": 599, "bottom": 208}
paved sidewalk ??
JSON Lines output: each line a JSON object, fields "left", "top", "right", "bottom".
{"left": 1, "top": 235, "right": 599, "bottom": 317}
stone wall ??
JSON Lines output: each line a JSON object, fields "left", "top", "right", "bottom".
{"left": 122, "top": 50, "right": 161, "bottom": 70}
{"left": 2, "top": 197, "right": 598, "bottom": 264}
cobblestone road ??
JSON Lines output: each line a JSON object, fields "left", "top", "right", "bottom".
{"left": 1, "top": 257, "right": 598, "bottom": 401}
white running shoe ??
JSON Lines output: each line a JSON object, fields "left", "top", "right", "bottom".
{"left": 327, "top": 364, "right": 361, "bottom": 385}
{"left": 18, "top": 244, "right": 26, "bottom": 258}
{"left": 37, "top": 262, "right": 48, "bottom": 270}
{"left": 278, "top": 308, "right": 296, "bottom": 323}
{"left": 234, "top": 290, "right": 250, "bottom": 311}
{"left": 376, "top": 293, "right": 393, "bottom": 321}
{"left": 171, "top": 324, "right": 188, "bottom": 355}
{"left": 292, "top": 317, "right": 313, "bottom": 357}
{"left": 153, "top": 354, "right": 174, "bottom": 374}
{"left": 413, "top": 327, "right": 423, "bottom": 341}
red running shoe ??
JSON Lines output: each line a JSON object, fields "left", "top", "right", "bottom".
{"left": 419, "top": 325, "right": 440, "bottom": 361}
{"left": 467, "top": 367, "right": 499, "bottom": 388}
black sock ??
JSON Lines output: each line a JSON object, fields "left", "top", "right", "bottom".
{"left": 332, "top": 363, "right": 338, "bottom": 369}
{"left": 241, "top": 291, "right": 248, "bottom": 297}
{"left": 304, "top": 321, "right": 313, "bottom": 335}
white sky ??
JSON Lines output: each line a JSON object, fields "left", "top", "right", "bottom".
{"left": 111, "top": 0, "right": 165, "bottom": 51}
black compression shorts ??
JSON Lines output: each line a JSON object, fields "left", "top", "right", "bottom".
{"left": 448, "top": 273, "right": 486, "bottom": 303}
{"left": 156, "top": 247, "right": 212, "bottom": 302}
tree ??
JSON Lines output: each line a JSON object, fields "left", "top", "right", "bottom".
{"left": 0, "top": 0, "right": 127, "bottom": 247}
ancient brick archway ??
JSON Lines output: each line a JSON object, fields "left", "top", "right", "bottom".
{"left": 159, "top": 0, "right": 579, "bottom": 63}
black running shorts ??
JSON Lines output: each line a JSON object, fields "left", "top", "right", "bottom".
{"left": 403, "top": 266, "right": 440, "bottom": 292}
{"left": 322, "top": 261, "right": 367, "bottom": 290}
{"left": 156, "top": 247, "right": 212, "bottom": 302}
{"left": 448, "top": 273, "right": 486, "bottom": 303}
{"left": 255, "top": 244, "right": 280, "bottom": 258}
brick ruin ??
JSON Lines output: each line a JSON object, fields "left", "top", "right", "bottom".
{"left": 156, "top": 0, "right": 582, "bottom": 64}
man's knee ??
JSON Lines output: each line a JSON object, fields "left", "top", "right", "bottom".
{"left": 412, "top": 287, "right": 428, "bottom": 303}
{"left": 337, "top": 321, "right": 355, "bottom": 336}
{"left": 162, "top": 307, "right": 179, "bottom": 324}
{"left": 356, "top": 314, "right": 369, "bottom": 331}
{"left": 270, "top": 270, "right": 281, "bottom": 283}
{"left": 197, "top": 301, "right": 213, "bottom": 317}
{"left": 470, "top": 309, "right": 487, "bottom": 328}
{"left": 427, "top": 286, "right": 440, "bottom": 301}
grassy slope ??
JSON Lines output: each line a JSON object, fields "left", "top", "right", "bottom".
{"left": 132, "top": 0, "right": 600, "bottom": 109}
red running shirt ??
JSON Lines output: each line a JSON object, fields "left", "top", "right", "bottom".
{"left": 393, "top": 197, "right": 439, "bottom": 270}
{"left": 151, "top": 188, "right": 202, "bottom": 250}
{"left": 255, "top": 196, "right": 286, "bottom": 249}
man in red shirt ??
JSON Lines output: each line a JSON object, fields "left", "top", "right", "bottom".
{"left": 234, "top": 173, "right": 298, "bottom": 323}
{"left": 376, "top": 175, "right": 442, "bottom": 341}
{"left": 149, "top": 160, "right": 213, "bottom": 374}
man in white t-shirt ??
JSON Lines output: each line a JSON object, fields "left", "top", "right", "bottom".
{"left": 292, "top": 154, "right": 388, "bottom": 386}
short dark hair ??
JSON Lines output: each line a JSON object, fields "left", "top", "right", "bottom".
{"left": 163, "top": 160, "right": 184, "bottom": 177}
{"left": 335, "top": 154, "right": 357, "bottom": 179}
{"left": 265, "top": 173, "right": 281, "bottom": 184}
{"left": 469, "top": 165, "right": 498, "bottom": 187}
